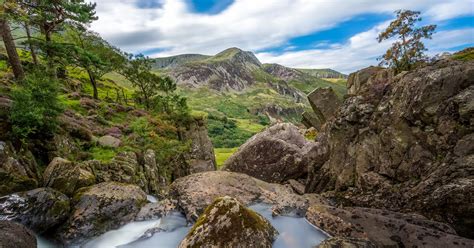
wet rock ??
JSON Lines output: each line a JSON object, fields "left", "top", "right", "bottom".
{"left": 43, "top": 157, "right": 95, "bottom": 196}
{"left": 135, "top": 199, "right": 178, "bottom": 221}
{"left": 0, "top": 221, "right": 37, "bottom": 248}
{"left": 178, "top": 196, "right": 278, "bottom": 248}
{"left": 181, "top": 116, "right": 216, "bottom": 173}
{"left": 97, "top": 135, "right": 121, "bottom": 148}
{"left": 317, "top": 237, "right": 376, "bottom": 248}
{"left": 169, "top": 171, "right": 328, "bottom": 221}
{"left": 57, "top": 182, "right": 146, "bottom": 245}
{"left": 306, "top": 205, "right": 474, "bottom": 248}
{"left": 0, "top": 188, "right": 70, "bottom": 234}
{"left": 223, "top": 123, "right": 316, "bottom": 183}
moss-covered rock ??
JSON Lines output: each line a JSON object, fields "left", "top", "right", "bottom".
{"left": 43, "top": 157, "right": 95, "bottom": 196}
{"left": 179, "top": 196, "right": 278, "bottom": 248}
{"left": 0, "top": 188, "right": 70, "bottom": 234}
{"left": 56, "top": 182, "right": 147, "bottom": 245}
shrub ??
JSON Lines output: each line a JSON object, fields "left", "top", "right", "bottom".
{"left": 9, "top": 72, "right": 63, "bottom": 141}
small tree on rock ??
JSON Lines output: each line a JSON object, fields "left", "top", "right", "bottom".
{"left": 378, "top": 10, "right": 436, "bottom": 73}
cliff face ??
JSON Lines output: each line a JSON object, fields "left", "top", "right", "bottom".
{"left": 182, "top": 116, "right": 217, "bottom": 174}
{"left": 305, "top": 58, "right": 474, "bottom": 238}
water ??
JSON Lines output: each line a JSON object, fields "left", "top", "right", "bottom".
{"left": 146, "top": 195, "right": 158, "bottom": 203}
{"left": 38, "top": 202, "right": 327, "bottom": 248}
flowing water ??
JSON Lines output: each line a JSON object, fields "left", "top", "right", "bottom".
{"left": 38, "top": 198, "right": 328, "bottom": 248}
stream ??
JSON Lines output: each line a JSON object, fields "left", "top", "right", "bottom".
{"left": 38, "top": 196, "right": 328, "bottom": 248}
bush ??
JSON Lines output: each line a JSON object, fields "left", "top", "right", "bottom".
{"left": 9, "top": 72, "right": 63, "bottom": 140}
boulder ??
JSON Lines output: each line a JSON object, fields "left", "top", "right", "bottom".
{"left": 178, "top": 196, "right": 278, "bottom": 248}
{"left": 317, "top": 237, "right": 376, "bottom": 248}
{"left": 346, "top": 66, "right": 386, "bottom": 95}
{"left": 0, "top": 141, "right": 39, "bottom": 196}
{"left": 43, "top": 157, "right": 95, "bottom": 196}
{"left": 169, "top": 170, "right": 329, "bottom": 221}
{"left": 0, "top": 221, "right": 37, "bottom": 248}
{"left": 97, "top": 135, "right": 121, "bottom": 148}
{"left": 306, "top": 205, "right": 474, "bottom": 248}
{"left": 0, "top": 188, "right": 70, "bottom": 234}
{"left": 305, "top": 60, "right": 474, "bottom": 238}
{"left": 182, "top": 116, "right": 217, "bottom": 173}
{"left": 135, "top": 199, "right": 177, "bottom": 221}
{"left": 222, "top": 123, "right": 316, "bottom": 183}
{"left": 142, "top": 149, "right": 167, "bottom": 195}
{"left": 302, "top": 111, "right": 324, "bottom": 130}
{"left": 56, "top": 182, "right": 146, "bottom": 245}
{"left": 307, "top": 87, "right": 342, "bottom": 122}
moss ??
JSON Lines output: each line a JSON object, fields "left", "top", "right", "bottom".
{"left": 186, "top": 197, "right": 274, "bottom": 247}
{"left": 89, "top": 146, "right": 117, "bottom": 163}
{"left": 49, "top": 199, "right": 70, "bottom": 217}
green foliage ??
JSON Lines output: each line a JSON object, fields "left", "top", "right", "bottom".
{"left": 452, "top": 47, "right": 474, "bottom": 61}
{"left": 9, "top": 72, "right": 63, "bottom": 140}
{"left": 214, "top": 147, "right": 238, "bottom": 168}
{"left": 208, "top": 115, "right": 254, "bottom": 148}
{"left": 378, "top": 10, "right": 436, "bottom": 73}
{"left": 90, "top": 146, "right": 117, "bottom": 163}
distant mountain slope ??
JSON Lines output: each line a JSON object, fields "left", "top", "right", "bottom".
{"left": 153, "top": 47, "right": 347, "bottom": 148}
{"left": 297, "top": 68, "right": 347, "bottom": 79}
{"left": 152, "top": 54, "right": 210, "bottom": 69}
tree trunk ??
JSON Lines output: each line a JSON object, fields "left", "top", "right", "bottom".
{"left": 43, "top": 28, "right": 56, "bottom": 78}
{"left": 24, "top": 22, "right": 38, "bottom": 65}
{"left": 0, "top": 18, "right": 24, "bottom": 80}
{"left": 86, "top": 69, "right": 98, "bottom": 99}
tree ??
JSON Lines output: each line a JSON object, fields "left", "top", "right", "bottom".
{"left": 0, "top": 3, "right": 25, "bottom": 80}
{"left": 120, "top": 54, "right": 162, "bottom": 110}
{"left": 378, "top": 10, "right": 436, "bottom": 73}
{"left": 65, "top": 28, "right": 125, "bottom": 99}
{"left": 18, "top": 0, "right": 97, "bottom": 75}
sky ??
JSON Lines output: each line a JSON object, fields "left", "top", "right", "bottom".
{"left": 89, "top": 0, "right": 474, "bottom": 73}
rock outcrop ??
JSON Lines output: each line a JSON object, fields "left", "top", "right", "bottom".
{"left": 305, "top": 59, "right": 474, "bottom": 238}
{"left": 179, "top": 196, "right": 278, "bottom": 248}
{"left": 169, "top": 170, "right": 328, "bottom": 221}
{"left": 181, "top": 116, "right": 216, "bottom": 173}
{"left": 222, "top": 123, "right": 316, "bottom": 183}
{"left": 0, "top": 221, "right": 37, "bottom": 248}
{"left": 57, "top": 182, "right": 146, "bottom": 245}
{"left": 307, "top": 205, "right": 474, "bottom": 247}
{"left": 0, "top": 188, "right": 70, "bottom": 234}
{"left": 306, "top": 87, "right": 342, "bottom": 128}
{"left": 0, "top": 141, "right": 39, "bottom": 196}
{"left": 43, "top": 157, "right": 95, "bottom": 196}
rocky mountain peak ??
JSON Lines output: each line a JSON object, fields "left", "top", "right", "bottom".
{"left": 213, "top": 47, "right": 262, "bottom": 67}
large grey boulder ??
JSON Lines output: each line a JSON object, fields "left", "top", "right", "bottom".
{"left": 179, "top": 196, "right": 278, "bottom": 248}
{"left": 222, "top": 123, "right": 316, "bottom": 183}
{"left": 0, "top": 188, "right": 70, "bottom": 234}
{"left": 97, "top": 135, "right": 121, "bottom": 148}
{"left": 307, "top": 205, "right": 474, "bottom": 248}
{"left": 169, "top": 171, "right": 328, "bottom": 221}
{"left": 56, "top": 182, "right": 147, "bottom": 245}
{"left": 0, "top": 221, "right": 37, "bottom": 248}
{"left": 307, "top": 87, "right": 342, "bottom": 122}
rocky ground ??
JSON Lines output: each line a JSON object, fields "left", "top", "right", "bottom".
{"left": 1, "top": 51, "right": 473, "bottom": 247}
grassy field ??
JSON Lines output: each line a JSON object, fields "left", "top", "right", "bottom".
{"left": 214, "top": 147, "right": 238, "bottom": 168}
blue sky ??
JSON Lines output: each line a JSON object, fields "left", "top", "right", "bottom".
{"left": 91, "top": 0, "right": 473, "bottom": 73}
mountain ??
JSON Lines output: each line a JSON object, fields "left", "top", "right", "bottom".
{"left": 153, "top": 47, "right": 347, "bottom": 149}
{"left": 297, "top": 68, "right": 347, "bottom": 79}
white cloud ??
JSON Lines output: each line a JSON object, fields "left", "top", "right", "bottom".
{"left": 257, "top": 27, "right": 474, "bottom": 74}
{"left": 89, "top": 0, "right": 473, "bottom": 72}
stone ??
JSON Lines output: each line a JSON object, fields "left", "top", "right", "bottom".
{"left": 346, "top": 66, "right": 386, "bottom": 95}
{"left": 178, "top": 196, "right": 278, "bottom": 248}
{"left": 0, "top": 188, "right": 70, "bottom": 234}
{"left": 0, "top": 221, "right": 37, "bottom": 248}
{"left": 56, "top": 182, "right": 147, "bottom": 245}
{"left": 169, "top": 170, "right": 328, "bottom": 221}
{"left": 306, "top": 205, "right": 474, "bottom": 248}
{"left": 0, "top": 141, "right": 39, "bottom": 196}
{"left": 182, "top": 116, "right": 217, "bottom": 173}
{"left": 97, "top": 135, "right": 121, "bottom": 148}
{"left": 43, "top": 157, "right": 95, "bottom": 196}
{"left": 222, "top": 123, "right": 316, "bottom": 183}
{"left": 135, "top": 199, "right": 177, "bottom": 221}
{"left": 307, "top": 87, "right": 342, "bottom": 122}
{"left": 305, "top": 60, "right": 474, "bottom": 238}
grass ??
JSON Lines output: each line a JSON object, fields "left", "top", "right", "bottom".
{"left": 214, "top": 147, "right": 238, "bottom": 168}
{"left": 90, "top": 146, "right": 117, "bottom": 162}
{"left": 232, "top": 118, "right": 265, "bottom": 133}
